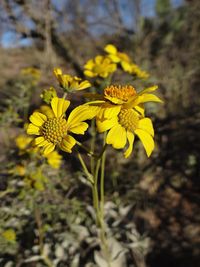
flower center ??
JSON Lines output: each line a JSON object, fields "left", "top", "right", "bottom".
{"left": 118, "top": 109, "right": 139, "bottom": 131}
{"left": 104, "top": 85, "right": 136, "bottom": 102}
{"left": 41, "top": 118, "right": 68, "bottom": 144}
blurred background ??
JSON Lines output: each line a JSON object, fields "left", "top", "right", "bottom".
{"left": 0, "top": 0, "right": 199, "bottom": 267}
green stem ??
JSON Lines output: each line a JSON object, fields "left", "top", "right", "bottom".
{"left": 63, "top": 92, "right": 67, "bottom": 99}
{"left": 76, "top": 141, "right": 96, "bottom": 158}
{"left": 100, "top": 132, "right": 107, "bottom": 220}
{"left": 90, "top": 118, "right": 96, "bottom": 176}
{"left": 77, "top": 152, "right": 94, "bottom": 184}
{"left": 93, "top": 158, "right": 101, "bottom": 224}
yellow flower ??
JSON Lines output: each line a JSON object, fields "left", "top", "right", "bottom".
{"left": 45, "top": 151, "right": 62, "bottom": 169}
{"left": 129, "top": 63, "right": 150, "bottom": 79}
{"left": 21, "top": 67, "right": 41, "bottom": 80}
{"left": 24, "top": 170, "right": 48, "bottom": 191}
{"left": 84, "top": 55, "right": 117, "bottom": 78}
{"left": 97, "top": 108, "right": 154, "bottom": 158}
{"left": 2, "top": 229, "right": 16, "bottom": 242}
{"left": 27, "top": 97, "right": 97, "bottom": 155}
{"left": 14, "top": 165, "right": 26, "bottom": 176}
{"left": 87, "top": 85, "right": 162, "bottom": 157}
{"left": 104, "top": 44, "right": 132, "bottom": 72}
{"left": 54, "top": 68, "right": 91, "bottom": 92}
{"left": 15, "top": 134, "right": 33, "bottom": 150}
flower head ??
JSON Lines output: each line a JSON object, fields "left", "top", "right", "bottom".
{"left": 97, "top": 107, "right": 154, "bottom": 158}
{"left": 45, "top": 151, "right": 62, "bottom": 169}
{"left": 129, "top": 63, "right": 150, "bottom": 79}
{"left": 27, "top": 97, "right": 97, "bottom": 155}
{"left": 84, "top": 55, "right": 117, "bottom": 78}
{"left": 21, "top": 67, "right": 41, "bottom": 80}
{"left": 2, "top": 229, "right": 16, "bottom": 243}
{"left": 104, "top": 44, "right": 132, "bottom": 72}
{"left": 15, "top": 134, "right": 33, "bottom": 151}
{"left": 24, "top": 169, "right": 48, "bottom": 191}
{"left": 87, "top": 84, "right": 162, "bottom": 157}
{"left": 54, "top": 68, "right": 91, "bottom": 92}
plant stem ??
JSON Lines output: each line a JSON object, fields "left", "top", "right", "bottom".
{"left": 76, "top": 140, "right": 96, "bottom": 158}
{"left": 90, "top": 118, "right": 96, "bottom": 175}
{"left": 34, "top": 203, "right": 54, "bottom": 267}
{"left": 100, "top": 132, "right": 107, "bottom": 221}
{"left": 93, "top": 158, "right": 101, "bottom": 223}
{"left": 77, "top": 152, "right": 94, "bottom": 184}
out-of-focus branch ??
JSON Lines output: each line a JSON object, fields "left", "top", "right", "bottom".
{"left": 1, "top": 0, "right": 44, "bottom": 39}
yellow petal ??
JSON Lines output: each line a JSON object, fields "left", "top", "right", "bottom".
{"left": 104, "top": 44, "right": 117, "bottom": 55}
{"left": 138, "top": 118, "right": 154, "bottom": 137}
{"left": 84, "top": 70, "right": 96, "bottom": 77}
{"left": 27, "top": 124, "right": 40, "bottom": 135}
{"left": 35, "top": 137, "right": 49, "bottom": 147}
{"left": 104, "top": 95, "right": 125, "bottom": 104}
{"left": 121, "top": 61, "right": 132, "bottom": 72}
{"left": 102, "top": 105, "right": 121, "bottom": 118}
{"left": 67, "top": 105, "right": 98, "bottom": 126}
{"left": 134, "top": 105, "right": 145, "bottom": 117}
{"left": 124, "top": 131, "right": 135, "bottom": 158}
{"left": 53, "top": 67, "right": 62, "bottom": 77}
{"left": 84, "top": 59, "right": 94, "bottom": 70}
{"left": 51, "top": 97, "right": 70, "bottom": 118}
{"left": 95, "top": 55, "right": 103, "bottom": 64}
{"left": 40, "top": 105, "right": 54, "bottom": 118}
{"left": 96, "top": 117, "right": 118, "bottom": 133}
{"left": 106, "top": 124, "right": 127, "bottom": 149}
{"left": 77, "top": 80, "right": 91, "bottom": 90}
{"left": 138, "top": 85, "right": 158, "bottom": 95}
{"left": 98, "top": 104, "right": 121, "bottom": 119}
{"left": 30, "top": 112, "right": 47, "bottom": 126}
{"left": 135, "top": 129, "right": 154, "bottom": 157}
{"left": 68, "top": 122, "right": 88, "bottom": 134}
{"left": 60, "top": 135, "right": 76, "bottom": 153}
{"left": 108, "top": 54, "right": 120, "bottom": 63}
{"left": 43, "top": 143, "right": 55, "bottom": 156}
{"left": 139, "top": 94, "right": 163, "bottom": 103}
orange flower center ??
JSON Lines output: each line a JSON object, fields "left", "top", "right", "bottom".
{"left": 104, "top": 85, "right": 136, "bottom": 103}
{"left": 42, "top": 118, "right": 68, "bottom": 144}
{"left": 118, "top": 108, "right": 139, "bottom": 131}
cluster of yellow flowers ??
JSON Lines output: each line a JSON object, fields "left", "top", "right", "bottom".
{"left": 26, "top": 44, "right": 162, "bottom": 159}
{"left": 84, "top": 44, "right": 149, "bottom": 79}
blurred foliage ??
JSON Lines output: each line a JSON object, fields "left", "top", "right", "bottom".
{"left": 155, "top": 0, "right": 171, "bottom": 17}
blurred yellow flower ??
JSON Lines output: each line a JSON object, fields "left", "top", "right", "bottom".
{"left": 54, "top": 68, "right": 91, "bottom": 92}
{"left": 45, "top": 151, "right": 62, "bottom": 169}
{"left": 104, "top": 44, "right": 132, "bottom": 72}
{"left": 24, "top": 170, "right": 48, "bottom": 191}
{"left": 87, "top": 85, "right": 162, "bottom": 157}
{"left": 21, "top": 67, "right": 41, "bottom": 80}
{"left": 84, "top": 55, "right": 117, "bottom": 78}
{"left": 27, "top": 97, "right": 98, "bottom": 155}
{"left": 129, "top": 63, "right": 150, "bottom": 79}
{"left": 15, "top": 134, "right": 33, "bottom": 150}
{"left": 2, "top": 229, "right": 16, "bottom": 242}
{"left": 14, "top": 165, "right": 26, "bottom": 176}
